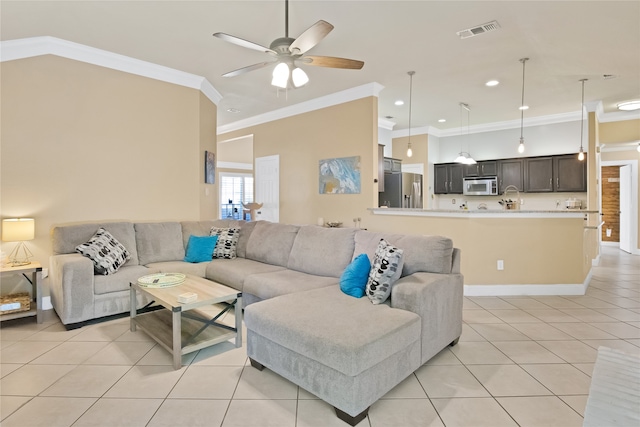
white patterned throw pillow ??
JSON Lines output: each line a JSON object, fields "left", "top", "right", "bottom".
{"left": 75, "top": 227, "right": 131, "bottom": 275}
{"left": 366, "top": 239, "right": 404, "bottom": 304}
{"left": 210, "top": 227, "right": 241, "bottom": 259}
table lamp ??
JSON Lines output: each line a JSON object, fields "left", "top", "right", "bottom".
{"left": 2, "top": 218, "right": 35, "bottom": 266}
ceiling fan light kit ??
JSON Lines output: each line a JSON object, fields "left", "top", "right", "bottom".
{"left": 214, "top": 0, "right": 363, "bottom": 91}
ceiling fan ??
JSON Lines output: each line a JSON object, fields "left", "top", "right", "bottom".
{"left": 213, "top": 0, "right": 364, "bottom": 89}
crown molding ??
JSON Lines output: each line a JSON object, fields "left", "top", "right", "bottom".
{"left": 600, "top": 141, "right": 640, "bottom": 153}
{"left": 0, "top": 36, "right": 223, "bottom": 105}
{"left": 378, "top": 118, "right": 396, "bottom": 130}
{"left": 217, "top": 82, "right": 385, "bottom": 135}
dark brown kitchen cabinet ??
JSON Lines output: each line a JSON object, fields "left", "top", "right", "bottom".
{"left": 554, "top": 154, "right": 587, "bottom": 192}
{"left": 465, "top": 160, "right": 498, "bottom": 177}
{"left": 378, "top": 145, "right": 385, "bottom": 192}
{"left": 434, "top": 163, "right": 464, "bottom": 194}
{"left": 498, "top": 159, "right": 524, "bottom": 193}
{"left": 525, "top": 157, "right": 554, "bottom": 192}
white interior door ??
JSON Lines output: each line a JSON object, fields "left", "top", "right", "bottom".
{"left": 254, "top": 155, "right": 280, "bottom": 223}
{"left": 619, "top": 165, "right": 631, "bottom": 253}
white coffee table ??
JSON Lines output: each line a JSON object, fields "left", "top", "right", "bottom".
{"left": 130, "top": 274, "right": 242, "bottom": 369}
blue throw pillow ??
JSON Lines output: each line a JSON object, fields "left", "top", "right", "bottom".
{"left": 340, "top": 254, "right": 371, "bottom": 298}
{"left": 184, "top": 235, "right": 218, "bottom": 263}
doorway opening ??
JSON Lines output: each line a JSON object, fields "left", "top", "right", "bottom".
{"left": 600, "top": 159, "right": 638, "bottom": 255}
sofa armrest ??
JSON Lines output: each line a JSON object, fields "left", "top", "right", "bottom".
{"left": 49, "top": 254, "right": 95, "bottom": 325}
{"left": 391, "top": 272, "right": 463, "bottom": 364}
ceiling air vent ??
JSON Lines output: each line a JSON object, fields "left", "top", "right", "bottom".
{"left": 457, "top": 20, "right": 501, "bottom": 39}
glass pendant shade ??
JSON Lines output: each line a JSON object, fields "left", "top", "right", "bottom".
{"left": 271, "top": 62, "right": 290, "bottom": 88}
{"left": 291, "top": 67, "right": 309, "bottom": 87}
{"left": 518, "top": 138, "right": 525, "bottom": 154}
{"left": 578, "top": 147, "right": 585, "bottom": 161}
{"left": 406, "top": 145, "right": 413, "bottom": 158}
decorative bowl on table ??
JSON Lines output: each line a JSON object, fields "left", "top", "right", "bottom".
{"left": 137, "top": 273, "right": 186, "bottom": 288}
{"left": 325, "top": 221, "right": 342, "bottom": 228}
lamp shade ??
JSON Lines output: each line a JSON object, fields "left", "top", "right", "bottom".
{"left": 2, "top": 218, "right": 35, "bottom": 242}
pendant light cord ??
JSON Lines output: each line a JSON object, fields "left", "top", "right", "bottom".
{"left": 408, "top": 71, "right": 414, "bottom": 145}
{"left": 579, "top": 79, "right": 587, "bottom": 150}
{"left": 519, "top": 58, "right": 528, "bottom": 140}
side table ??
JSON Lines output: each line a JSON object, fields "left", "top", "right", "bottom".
{"left": 0, "top": 261, "right": 43, "bottom": 323}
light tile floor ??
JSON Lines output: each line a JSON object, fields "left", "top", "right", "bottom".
{"left": 1, "top": 246, "right": 638, "bottom": 426}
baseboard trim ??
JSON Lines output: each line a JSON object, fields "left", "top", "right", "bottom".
{"left": 464, "top": 282, "right": 587, "bottom": 296}
{"left": 601, "top": 241, "right": 619, "bottom": 247}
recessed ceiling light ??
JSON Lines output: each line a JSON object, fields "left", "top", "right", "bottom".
{"left": 226, "top": 108, "right": 240, "bottom": 113}
{"left": 519, "top": 105, "right": 529, "bottom": 110}
{"left": 438, "top": 119, "right": 446, "bottom": 123}
{"left": 617, "top": 101, "right": 640, "bottom": 111}
{"left": 485, "top": 80, "right": 499, "bottom": 87}
{"left": 394, "top": 100, "right": 404, "bottom": 106}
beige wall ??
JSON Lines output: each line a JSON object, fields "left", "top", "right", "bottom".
{"left": 218, "top": 135, "right": 253, "bottom": 164}
{"left": 0, "top": 55, "right": 217, "bottom": 268}
{"left": 218, "top": 97, "right": 378, "bottom": 226}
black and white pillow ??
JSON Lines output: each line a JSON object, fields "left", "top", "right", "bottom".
{"left": 75, "top": 228, "right": 131, "bottom": 275}
{"left": 365, "top": 239, "right": 404, "bottom": 305}
{"left": 210, "top": 227, "right": 241, "bottom": 259}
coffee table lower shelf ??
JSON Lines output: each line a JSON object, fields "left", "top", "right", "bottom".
{"left": 133, "top": 309, "right": 238, "bottom": 363}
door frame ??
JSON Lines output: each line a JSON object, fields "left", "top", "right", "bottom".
{"left": 601, "top": 159, "right": 638, "bottom": 255}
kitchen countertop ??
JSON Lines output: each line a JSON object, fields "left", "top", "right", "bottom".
{"left": 370, "top": 207, "right": 599, "bottom": 219}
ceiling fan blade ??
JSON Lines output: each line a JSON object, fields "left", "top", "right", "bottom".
{"left": 289, "top": 20, "right": 334, "bottom": 54}
{"left": 222, "top": 61, "right": 275, "bottom": 78}
{"left": 213, "top": 32, "right": 277, "bottom": 55}
{"left": 302, "top": 55, "right": 364, "bottom": 70}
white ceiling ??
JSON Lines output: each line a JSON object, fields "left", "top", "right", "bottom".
{"left": 2, "top": 0, "right": 639, "bottom": 131}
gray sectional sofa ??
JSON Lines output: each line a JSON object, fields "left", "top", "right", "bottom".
{"left": 49, "top": 219, "right": 463, "bottom": 425}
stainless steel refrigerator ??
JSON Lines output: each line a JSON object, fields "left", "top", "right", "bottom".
{"left": 379, "top": 172, "right": 423, "bottom": 208}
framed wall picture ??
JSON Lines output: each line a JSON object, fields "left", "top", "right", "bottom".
{"left": 205, "top": 150, "right": 216, "bottom": 184}
{"left": 319, "top": 156, "right": 361, "bottom": 194}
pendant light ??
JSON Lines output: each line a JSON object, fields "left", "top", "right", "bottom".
{"left": 406, "top": 71, "right": 415, "bottom": 158}
{"left": 578, "top": 79, "right": 588, "bottom": 161}
{"left": 517, "top": 58, "right": 529, "bottom": 154}
{"left": 454, "top": 103, "right": 476, "bottom": 164}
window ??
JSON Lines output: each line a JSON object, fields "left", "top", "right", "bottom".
{"left": 220, "top": 173, "right": 254, "bottom": 219}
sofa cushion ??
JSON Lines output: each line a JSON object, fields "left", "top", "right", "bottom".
{"left": 135, "top": 222, "right": 185, "bottom": 265}
{"left": 243, "top": 269, "right": 338, "bottom": 302}
{"left": 244, "top": 286, "right": 420, "bottom": 377}
{"left": 366, "top": 239, "right": 404, "bottom": 305}
{"left": 287, "top": 226, "right": 356, "bottom": 277}
{"left": 145, "top": 261, "right": 208, "bottom": 278}
{"left": 210, "top": 227, "right": 240, "bottom": 259}
{"left": 206, "top": 258, "right": 286, "bottom": 291}
{"left": 52, "top": 222, "right": 139, "bottom": 266}
{"left": 236, "top": 221, "right": 258, "bottom": 259}
{"left": 245, "top": 222, "right": 299, "bottom": 267}
{"left": 75, "top": 228, "right": 132, "bottom": 275}
{"left": 354, "top": 231, "right": 453, "bottom": 275}
{"left": 184, "top": 235, "right": 218, "bottom": 263}
{"left": 94, "top": 265, "right": 152, "bottom": 295}
{"left": 340, "top": 254, "right": 371, "bottom": 298}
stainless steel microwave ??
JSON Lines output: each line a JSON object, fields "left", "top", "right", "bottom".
{"left": 463, "top": 176, "right": 498, "bottom": 196}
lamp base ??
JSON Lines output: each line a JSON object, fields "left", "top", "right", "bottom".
{"left": 7, "top": 242, "right": 33, "bottom": 267}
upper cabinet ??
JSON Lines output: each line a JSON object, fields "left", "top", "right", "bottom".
{"left": 434, "top": 163, "right": 464, "bottom": 194}
{"left": 524, "top": 157, "right": 554, "bottom": 192}
{"left": 554, "top": 154, "right": 587, "bottom": 192}
{"left": 498, "top": 159, "right": 524, "bottom": 193}
{"left": 524, "top": 154, "right": 587, "bottom": 193}
{"left": 464, "top": 160, "right": 497, "bottom": 177}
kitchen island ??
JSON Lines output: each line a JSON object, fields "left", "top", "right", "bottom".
{"left": 365, "top": 208, "right": 600, "bottom": 296}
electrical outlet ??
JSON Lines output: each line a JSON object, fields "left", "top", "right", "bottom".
{"left": 497, "top": 260, "right": 504, "bottom": 270}
{"left": 42, "top": 268, "right": 49, "bottom": 279}
{"left": 452, "top": 198, "right": 456, "bottom": 204}
{"left": 520, "top": 198, "right": 524, "bottom": 205}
